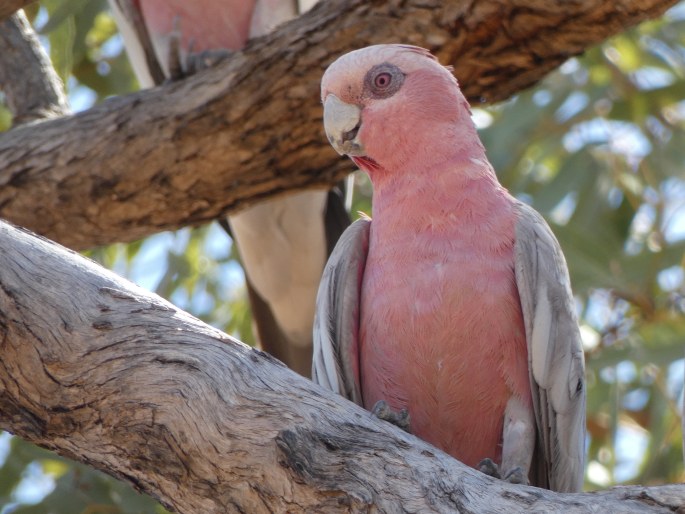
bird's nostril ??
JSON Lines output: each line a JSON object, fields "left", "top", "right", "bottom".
{"left": 342, "top": 123, "right": 360, "bottom": 143}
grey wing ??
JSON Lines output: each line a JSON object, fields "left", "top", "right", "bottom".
{"left": 312, "top": 218, "right": 370, "bottom": 406}
{"left": 514, "top": 202, "right": 586, "bottom": 493}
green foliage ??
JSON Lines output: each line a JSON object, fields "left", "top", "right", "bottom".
{"left": 38, "top": 0, "right": 137, "bottom": 101}
{"left": 0, "top": 103, "right": 11, "bottom": 132}
{"left": 1, "top": 0, "right": 684, "bottom": 510}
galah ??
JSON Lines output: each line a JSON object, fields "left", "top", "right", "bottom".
{"left": 109, "top": 0, "right": 348, "bottom": 376}
{"left": 313, "top": 44, "right": 586, "bottom": 492}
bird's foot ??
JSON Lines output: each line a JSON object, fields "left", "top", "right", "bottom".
{"left": 477, "top": 458, "right": 528, "bottom": 485}
{"left": 478, "top": 458, "right": 502, "bottom": 479}
{"left": 371, "top": 400, "right": 411, "bottom": 433}
{"left": 164, "top": 16, "right": 232, "bottom": 82}
{"left": 183, "top": 48, "right": 232, "bottom": 75}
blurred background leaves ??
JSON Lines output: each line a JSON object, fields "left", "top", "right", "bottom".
{"left": 1, "top": 0, "right": 684, "bottom": 511}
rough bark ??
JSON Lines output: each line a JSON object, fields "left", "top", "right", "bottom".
{"left": 0, "top": 219, "right": 684, "bottom": 513}
{"left": 0, "top": 0, "right": 678, "bottom": 250}
{"left": 0, "top": 0, "right": 33, "bottom": 21}
{"left": 0, "top": 11, "right": 70, "bottom": 123}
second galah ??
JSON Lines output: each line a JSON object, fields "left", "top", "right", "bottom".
{"left": 313, "top": 44, "right": 586, "bottom": 492}
{"left": 109, "top": 0, "right": 348, "bottom": 377}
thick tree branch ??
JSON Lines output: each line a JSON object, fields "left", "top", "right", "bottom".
{"left": 0, "top": 0, "right": 33, "bottom": 21}
{"left": 0, "top": 11, "right": 70, "bottom": 123}
{"left": 1, "top": 219, "right": 684, "bottom": 512}
{"left": 0, "top": 0, "right": 678, "bottom": 250}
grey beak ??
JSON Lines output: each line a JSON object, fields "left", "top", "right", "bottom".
{"left": 323, "top": 94, "right": 364, "bottom": 156}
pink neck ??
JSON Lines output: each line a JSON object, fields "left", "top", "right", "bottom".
{"left": 366, "top": 152, "right": 510, "bottom": 241}
{"left": 371, "top": 145, "right": 499, "bottom": 206}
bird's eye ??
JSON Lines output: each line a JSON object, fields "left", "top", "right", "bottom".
{"left": 365, "top": 63, "right": 405, "bottom": 99}
{"left": 374, "top": 72, "right": 392, "bottom": 89}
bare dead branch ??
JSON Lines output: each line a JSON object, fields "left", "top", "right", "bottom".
{"left": 1, "top": 219, "right": 684, "bottom": 512}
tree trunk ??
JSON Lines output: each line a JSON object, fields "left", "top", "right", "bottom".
{"left": 0, "top": 219, "right": 684, "bottom": 513}
{"left": 0, "top": 0, "right": 678, "bottom": 250}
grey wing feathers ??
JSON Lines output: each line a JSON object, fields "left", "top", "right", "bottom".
{"left": 312, "top": 218, "right": 370, "bottom": 406}
{"left": 514, "top": 202, "right": 586, "bottom": 493}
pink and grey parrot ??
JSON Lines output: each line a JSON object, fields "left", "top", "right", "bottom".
{"left": 109, "top": 0, "right": 348, "bottom": 377}
{"left": 313, "top": 44, "right": 586, "bottom": 492}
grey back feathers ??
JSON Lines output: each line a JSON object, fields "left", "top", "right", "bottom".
{"left": 514, "top": 202, "right": 586, "bottom": 492}
{"left": 312, "top": 218, "right": 370, "bottom": 406}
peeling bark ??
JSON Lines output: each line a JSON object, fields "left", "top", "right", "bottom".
{"left": 1, "top": 219, "right": 685, "bottom": 512}
{"left": 0, "top": 0, "right": 678, "bottom": 250}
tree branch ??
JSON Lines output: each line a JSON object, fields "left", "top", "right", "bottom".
{"left": 0, "top": 0, "right": 34, "bottom": 21}
{"left": 0, "top": 218, "right": 684, "bottom": 512}
{"left": 0, "top": 10, "right": 70, "bottom": 123}
{"left": 0, "top": 0, "right": 678, "bottom": 250}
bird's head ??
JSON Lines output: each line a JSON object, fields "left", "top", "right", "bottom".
{"left": 321, "top": 44, "right": 479, "bottom": 178}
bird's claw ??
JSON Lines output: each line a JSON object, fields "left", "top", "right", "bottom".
{"left": 371, "top": 400, "right": 411, "bottom": 433}
{"left": 504, "top": 467, "right": 528, "bottom": 485}
{"left": 165, "top": 15, "right": 184, "bottom": 81}
{"left": 184, "top": 48, "right": 232, "bottom": 75}
{"left": 478, "top": 458, "right": 501, "bottom": 479}
{"left": 164, "top": 16, "right": 232, "bottom": 82}
{"left": 477, "top": 458, "right": 529, "bottom": 485}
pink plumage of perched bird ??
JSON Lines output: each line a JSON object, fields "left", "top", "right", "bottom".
{"left": 313, "top": 44, "right": 586, "bottom": 492}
